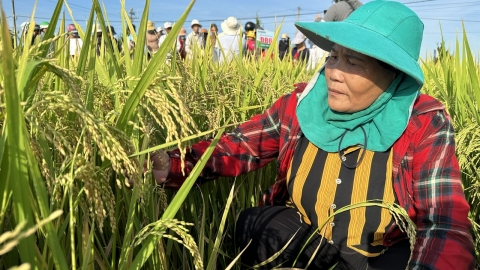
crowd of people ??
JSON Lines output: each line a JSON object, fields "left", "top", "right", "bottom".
{"left": 136, "top": 17, "right": 247, "bottom": 63}
{"left": 120, "top": 0, "right": 362, "bottom": 66}
{"left": 18, "top": 0, "right": 365, "bottom": 69}
{"left": 123, "top": 15, "right": 329, "bottom": 68}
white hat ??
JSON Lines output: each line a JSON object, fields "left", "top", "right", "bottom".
{"left": 164, "top": 22, "right": 172, "bottom": 29}
{"left": 20, "top": 21, "right": 30, "bottom": 29}
{"left": 221, "top": 17, "right": 241, "bottom": 36}
{"left": 191, "top": 19, "right": 201, "bottom": 28}
{"left": 157, "top": 26, "right": 163, "bottom": 32}
{"left": 292, "top": 31, "right": 306, "bottom": 45}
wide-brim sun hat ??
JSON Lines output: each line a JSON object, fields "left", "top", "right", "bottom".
{"left": 221, "top": 17, "right": 241, "bottom": 35}
{"left": 292, "top": 32, "right": 306, "bottom": 45}
{"left": 295, "top": 0, "right": 424, "bottom": 84}
{"left": 20, "top": 21, "right": 30, "bottom": 29}
{"left": 191, "top": 19, "right": 201, "bottom": 28}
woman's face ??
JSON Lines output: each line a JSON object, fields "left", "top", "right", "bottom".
{"left": 325, "top": 44, "right": 396, "bottom": 113}
{"left": 192, "top": 25, "right": 200, "bottom": 33}
{"left": 210, "top": 26, "right": 217, "bottom": 35}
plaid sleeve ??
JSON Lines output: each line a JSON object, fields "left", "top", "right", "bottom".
{"left": 409, "top": 110, "right": 475, "bottom": 270}
{"left": 165, "top": 91, "right": 294, "bottom": 188}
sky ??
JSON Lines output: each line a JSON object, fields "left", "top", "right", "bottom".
{"left": 2, "top": 0, "right": 480, "bottom": 58}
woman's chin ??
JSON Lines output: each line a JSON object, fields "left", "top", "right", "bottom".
{"left": 328, "top": 101, "right": 348, "bottom": 113}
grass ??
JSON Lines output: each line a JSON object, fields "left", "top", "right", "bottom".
{"left": 0, "top": 0, "right": 478, "bottom": 269}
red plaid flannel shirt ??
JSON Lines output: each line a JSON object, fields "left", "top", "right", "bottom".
{"left": 166, "top": 84, "right": 475, "bottom": 269}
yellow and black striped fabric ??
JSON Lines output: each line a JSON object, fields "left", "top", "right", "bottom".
{"left": 286, "top": 136, "right": 396, "bottom": 257}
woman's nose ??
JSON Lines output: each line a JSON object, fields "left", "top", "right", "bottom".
{"left": 328, "top": 66, "right": 343, "bottom": 83}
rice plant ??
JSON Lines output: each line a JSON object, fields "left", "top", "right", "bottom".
{"left": 0, "top": 0, "right": 478, "bottom": 269}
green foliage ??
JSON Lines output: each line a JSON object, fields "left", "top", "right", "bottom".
{"left": 0, "top": 1, "right": 478, "bottom": 269}
{"left": 255, "top": 12, "right": 263, "bottom": 29}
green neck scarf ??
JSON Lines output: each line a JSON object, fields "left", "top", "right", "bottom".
{"left": 296, "top": 69, "right": 421, "bottom": 152}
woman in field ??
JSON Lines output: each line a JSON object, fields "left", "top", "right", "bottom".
{"left": 148, "top": 1, "right": 474, "bottom": 269}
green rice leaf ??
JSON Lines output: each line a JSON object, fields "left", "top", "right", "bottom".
{"left": 206, "top": 181, "right": 236, "bottom": 269}
{"left": 130, "top": 122, "right": 238, "bottom": 157}
{"left": 116, "top": 0, "right": 196, "bottom": 135}
{"left": 37, "top": 0, "right": 63, "bottom": 58}
{"left": 23, "top": 124, "right": 69, "bottom": 270}
{"left": 118, "top": 186, "right": 140, "bottom": 270}
{"left": 0, "top": 7, "right": 37, "bottom": 265}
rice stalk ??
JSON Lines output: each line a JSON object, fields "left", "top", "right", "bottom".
{"left": 132, "top": 219, "right": 203, "bottom": 269}
{"left": 0, "top": 210, "right": 63, "bottom": 256}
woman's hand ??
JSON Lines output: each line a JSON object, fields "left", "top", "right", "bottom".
{"left": 145, "top": 150, "right": 171, "bottom": 185}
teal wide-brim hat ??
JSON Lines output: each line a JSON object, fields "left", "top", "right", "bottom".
{"left": 295, "top": 1, "right": 424, "bottom": 84}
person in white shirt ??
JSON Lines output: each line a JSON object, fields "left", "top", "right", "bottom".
{"left": 308, "top": 40, "right": 327, "bottom": 71}
{"left": 67, "top": 24, "right": 83, "bottom": 57}
{"left": 185, "top": 19, "right": 204, "bottom": 56}
{"left": 214, "top": 17, "right": 243, "bottom": 63}
{"left": 158, "top": 22, "right": 172, "bottom": 48}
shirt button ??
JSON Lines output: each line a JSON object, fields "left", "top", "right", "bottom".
{"left": 331, "top": 204, "right": 336, "bottom": 209}
{"left": 328, "top": 240, "right": 334, "bottom": 244}
{"left": 335, "top": 178, "right": 342, "bottom": 184}
{"left": 330, "top": 222, "right": 335, "bottom": 227}
{"left": 341, "top": 155, "right": 347, "bottom": 161}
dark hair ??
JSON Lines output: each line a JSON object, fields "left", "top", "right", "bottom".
{"left": 109, "top": 26, "right": 116, "bottom": 35}
{"left": 210, "top": 23, "right": 218, "bottom": 31}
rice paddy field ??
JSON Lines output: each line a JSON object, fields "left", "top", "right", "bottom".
{"left": 0, "top": 0, "right": 478, "bottom": 269}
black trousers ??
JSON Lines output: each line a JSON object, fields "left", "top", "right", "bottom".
{"left": 235, "top": 206, "right": 410, "bottom": 270}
